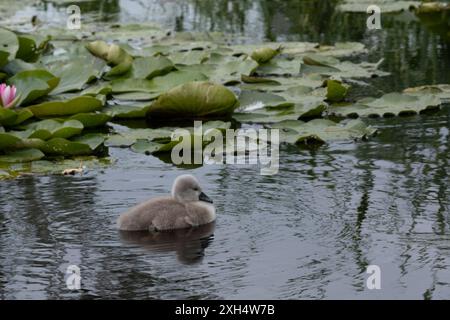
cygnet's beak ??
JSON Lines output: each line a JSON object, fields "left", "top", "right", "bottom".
{"left": 199, "top": 192, "right": 213, "bottom": 203}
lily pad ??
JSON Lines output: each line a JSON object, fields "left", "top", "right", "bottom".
{"left": 268, "top": 119, "right": 377, "bottom": 145}
{"left": 251, "top": 47, "right": 281, "bottom": 64}
{"left": 111, "top": 70, "right": 208, "bottom": 93}
{"left": 48, "top": 57, "right": 106, "bottom": 95}
{"left": 22, "top": 119, "right": 84, "bottom": 140}
{"left": 86, "top": 41, "right": 133, "bottom": 77}
{"left": 0, "top": 108, "right": 34, "bottom": 127}
{"left": 0, "top": 148, "right": 44, "bottom": 163}
{"left": 9, "top": 69, "right": 60, "bottom": 106}
{"left": 16, "top": 34, "right": 50, "bottom": 63}
{"left": 300, "top": 55, "right": 389, "bottom": 79}
{"left": 27, "top": 96, "right": 104, "bottom": 117}
{"left": 326, "top": 80, "right": 349, "bottom": 102}
{"left": 104, "top": 103, "right": 151, "bottom": 119}
{"left": 0, "top": 132, "right": 21, "bottom": 150}
{"left": 329, "top": 92, "right": 442, "bottom": 118}
{"left": 0, "top": 28, "right": 19, "bottom": 64}
{"left": 148, "top": 81, "right": 239, "bottom": 119}
{"left": 403, "top": 84, "right": 450, "bottom": 103}
{"left": 68, "top": 113, "right": 112, "bottom": 128}
{"left": 41, "top": 134, "right": 105, "bottom": 156}
{"left": 131, "top": 56, "right": 174, "bottom": 79}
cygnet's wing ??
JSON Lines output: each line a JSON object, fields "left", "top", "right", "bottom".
{"left": 117, "top": 196, "right": 191, "bottom": 231}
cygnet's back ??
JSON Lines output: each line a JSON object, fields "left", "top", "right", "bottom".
{"left": 117, "top": 175, "right": 215, "bottom": 231}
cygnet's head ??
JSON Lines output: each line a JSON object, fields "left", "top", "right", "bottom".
{"left": 171, "top": 174, "right": 213, "bottom": 204}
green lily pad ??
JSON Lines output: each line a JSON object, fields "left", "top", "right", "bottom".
{"left": 0, "top": 132, "right": 22, "bottom": 150}
{"left": 48, "top": 57, "right": 106, "bottom": 95}
{"left": 86, "top": 41, "right": 133, "bottom": 78}
{"left": 168, "top": 50, "right": 209, "bottom": 65}
{"left": 0, "top": 148, "right": 45, "bottom": 163}
{"left": 329, "top": 92, "right": 442, "bottom": 118}
{"left": 104, "top": 103, "right": 151, "bottom": 119}
{"left": 27, "top": 96, "right": 104, "bottom": 117}
{"left": 23, "top": 119, "right": 84, "bottom": 140}
{"left": 68, "top": 113, "right": 112, "bottom": 128}
{"left": 105, "top": 128, "right": 172, "bottom": 147}
{"left": 148, "top": 81, "right": 239, "bottom": 119}
{"left": 0, "top": 51, "right": 9, "bottom": 69}
{"left": 403, "top": 84, "right": 450, "bottom": 103}
{"left": 9, "top": 69, "right": 60, "bottom": 106}
{"left": 268, "top": 119, "right": 377, "bottom": 145}
{"left": 41, "top": 134, "right": 105, "bottom": 156}
{"left": 326, "top": 80, "right": 349, "bottom": 102}
{"left": 251, "top": 47, "right": 281, "bottom": 64}
{"left": 112, "top": 91, "right": 160, "bottom": 101}
{"left": 131, "top": 56, "right": 174, "bottom": 79}
{"left": 0, "top": 28, "right": 19, "bottom": 63}
{"left": 0, "top": 108, "right": 34, "bottom": 127}
{"left": 301, "top": 55, "right": 389, "bottom": 79}
{"left": 16, "top": 34, "right": 50, "bottom": 62}
{"left": 111, "top": 70, "right": 208, "bottom": 93}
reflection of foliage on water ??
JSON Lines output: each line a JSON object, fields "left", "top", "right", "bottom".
{"left": 188, "top": 0, "right": 253, "bottom": 34}
{"left": 43, "top": 0, "right": 120, "bottom": 22}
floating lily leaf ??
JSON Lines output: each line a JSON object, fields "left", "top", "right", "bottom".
{"left": 239, "top": 74, "right": 325, "bottom": 91}
{"left": 329, "top": 93, "right": 442, "bottom": 118}
{"left": 23, "top": 119, "right": 84, "bottom": 140}
{"left": 41, "top": 134, "right": 105, "bottom": 156}
{"left": 268, "top": 119, "right": 377, "bottom": 145}
{"left": 233, "top": 112, "right": 300, "bottom": 124}
{"left": 86, "top": 41, "right": 133, "bottom": 77}
{"left": 0, "top": 107, "right": 18, "bottom": 126}
{"left": 0, "top": 51, "right": 9, "bottom": 69}
{"left": 326, "top": 80, "right": 349, "bottom": 102}
{"left": 178, "top": 57, "right": 258, "bottom": 84}
{"left": 301, "top": 55, "right": 389, "bottom": 78}
{"left": 149, "top": 81, "right": 239, "bottom": 119}
{"left": 68, "top": 113, "right": 112, "bottom": 128}
{"left": 0, "top": 156, "right": 111, "bottom": 179}
{"left": 0, "top": 28, "right": 19, "bottom": 64}
{"left": 315, "top": 42, "right": 368, "bottom": 57}
{"left": 403, "top": 84, "right": 450, "bottom": 103}
{"left": 105, "top": 128, "right": 172, "bottom": 147}
{"left": 251, "top": 47, "right": 281, "bottom": 64}
{"left": 27, "top": 96, "right": 104, "bottom": 117}
{"left": 256, "top": 56, "right": 302, "bottom": 76}
{"left": 236, "top": 87, "right": 326, "bottom": 122}
{"left": 168, "top": 50, "right": 209, "bottom": 65}
{"left": 0, "top": 132, "right": 22, "bottom": 150}
{"left": 0, "top": 148, "right": 44, "bottom": 163}
{"left": 130, "top": 139, "right": 174, "bottom": 154}
{"left": 48, "top": 57, "right": 106, "bottom": 94}
{"left": 238, "top": 90, "right": 292, "bottom": 111}
{"left": 16, "top": 34, "right": 50, "bottom": 62}
{"left": 111, "top": 70, "right": 208, "bottom": 93}
{"left": 81, "top": 82, "right": 112, "bottom": 96}
{"left": 0, "top": 107, "right": 34, "bottom": 127}
{"left": 9, "top": 69, "right": 60, "bottom": 106}
{"left": 104, "top": 103, "right": 151, "bottom": 119}
{"left": 112, "top": 92, "right": 160, "bottom": 101}
{"left": 131, "top": 56, "right": 174, "bottom": 79}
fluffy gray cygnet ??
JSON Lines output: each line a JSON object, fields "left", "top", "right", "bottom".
{"left": 117, "top": 174, "right": 216, "bottom": 231}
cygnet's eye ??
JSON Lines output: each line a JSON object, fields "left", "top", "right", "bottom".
{"left": 193, "top": 187, "right": 199, "bottom": 191}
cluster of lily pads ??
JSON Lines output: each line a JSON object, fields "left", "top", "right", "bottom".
{"left": 0, "top": 18, "right": 449, "bottom": 178}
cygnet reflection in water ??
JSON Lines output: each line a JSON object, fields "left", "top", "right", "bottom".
{"left": 119, "top": 222, "right": 216, "bottom": 264}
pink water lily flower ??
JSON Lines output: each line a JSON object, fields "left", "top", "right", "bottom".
{"left": 0, "top": 83, "right": 18, "bottom": 109}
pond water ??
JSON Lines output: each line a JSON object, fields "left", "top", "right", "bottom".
{"left": 0, "top": 0, "right": 449, "bottom": 299}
